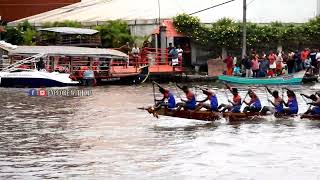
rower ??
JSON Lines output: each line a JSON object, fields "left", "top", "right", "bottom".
{"left": 261, "top": 87, "right": 284, "bottom": 115}
{"left": 218, "top": 84, "right": 241, "bottom": 113}
{"left": 243, "top": 89, "right": 262, "bottom": 113}
{"left": 301, "top": 93, "right": 320, "bottom": 115}
{"left": 154, "top": 82, "right": 176, "bottom": 110}
{"left": 283, "top": 88, "right": 298, "bottom": 115}
{"left": 175, "top": 85, "right": 197, "bottom": 111}
{"left": 194, "top": 88, "right": 219, "bottom": 112}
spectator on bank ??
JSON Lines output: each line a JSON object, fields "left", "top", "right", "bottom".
{"left": 131, "top": 43, "right": 140, "bottom": 57}
{"left": 268, "top": 51, "right": 277, "bottom": 74}
{"left": 233, "top": 64, "right": 242, "bottom": 76}
{"left": 242, "top": 55, "right": 252, "bottom": 77}
{"left": 259, "top": 55, "right": 269, "bottom": 77}
{"left": 169, "top": 46, "right": 179, "bottom": 66}
{"left": 251, "top": 55, "right": 260, "bottom": 77}
{"left": 224, "top": 54, "right": 234, "bottom": 76}
{"left": 177, "top": 45, "right": 183, "bottom": 64}
{"left": 119, "top": 42, "right": 131, "bottom": 55}
{"left": 294, "top": 50, "right": 302, "bottom": 72}
{"left": 301, "top": 48, "right": 310, "bottom": 69}
{"left": 276, "top": 51, "right": 284, "bottom": 76}
{"left": 310, "top": 49, "right": 318, "bottom": 68}
{"left": 287, "top": 51, "right": 295, "bottom": 74}
{"left": 267, "top": 68, "right": 275, "bottom": 77}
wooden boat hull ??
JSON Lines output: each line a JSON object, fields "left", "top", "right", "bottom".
{"left": 155, "top": 108, "right": 220, "bottom": 121}
{"left": 300, "top": 114, "right": 320, "bottom": 120}
{"left": 218, "top": 71, "right": 305, "bottom": 85}
{"left": 143, "top": 107, "right": 303, "bottom": 122}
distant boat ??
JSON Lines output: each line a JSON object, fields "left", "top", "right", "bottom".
{"left": 218, "top": 70, "right": 306, "bottom": 85}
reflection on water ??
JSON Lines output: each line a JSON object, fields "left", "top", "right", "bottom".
{"left": 0, "top": 85, "right": 320, "bottom": 179}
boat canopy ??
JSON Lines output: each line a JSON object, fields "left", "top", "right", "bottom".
{"left": 38, "top": 27, "right": 99, "bottom": 35}
{"left": 9, "top": 46, "right": 128, "bottom": 60}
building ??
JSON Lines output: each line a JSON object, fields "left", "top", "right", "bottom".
{"left": 8, "top": 0, "right": 320, "bottom": 66}
{"left": 0, "top": 0, "right": 80, "bottom": 23}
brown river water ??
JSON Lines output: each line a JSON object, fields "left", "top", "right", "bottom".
{"left": 0, "top": 84, "right": 320, "bottom": 180}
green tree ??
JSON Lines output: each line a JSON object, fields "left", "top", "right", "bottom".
{"left": 95, "top": 20, "right": 134, "bottom": 48}
{"left": 2, "top": 27, "right": 23, "bottom": 45}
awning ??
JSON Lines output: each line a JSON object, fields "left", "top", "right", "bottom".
{"left": 9, "top": 46, "right": 128, "bottom": 60}
{"left": 38, "top": 27, "right": 99, "bottom": 35}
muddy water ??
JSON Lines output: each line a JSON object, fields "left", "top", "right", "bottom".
{"left": 0, "top": 85, "right": 319, "bottom": 180}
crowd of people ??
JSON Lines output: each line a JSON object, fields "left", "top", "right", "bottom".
{"left": 152, "top": 83, "right": 320, "bottom": 116}
{"left": 224, "top": 49, "right": 320, "bottom": 78}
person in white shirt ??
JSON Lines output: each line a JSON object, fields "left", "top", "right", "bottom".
{"left": 177, "top": 45, "right": 183, "bottom": 65}
{"left": 131, "top": 43, "right": 140, "bottom": 57}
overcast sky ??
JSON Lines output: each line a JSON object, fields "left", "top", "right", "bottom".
{"left": 173, "top": 0, "right": 319, "bottom": 23}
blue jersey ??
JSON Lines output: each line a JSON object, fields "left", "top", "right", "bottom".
{"left": 288, "top": 97, "right": 298, "bottom": 114}
{"left": 251, "top": 98, "right": 262, "bottom": 110}
{"left": 167, "top": 92, "right": 176, "bottom": 109}
{"left": 275, "top": 98, "right": 284, "bottom": 113}
{"left": 210, "top": 95, "right": 219, "bottom": 111}
{"left": 186, "top": 92, "right": 196, "bottom": 110}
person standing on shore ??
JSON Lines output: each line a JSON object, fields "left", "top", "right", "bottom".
{"left": 224, "top": 54, "right": 234, "bottom": 76}
{"left": 301, "top": 48, "right": 310, "bottom": 70}
{"left": 242, "top": 55, "right": 252, "bottom": 77}
{"left": 268, "top": 51, "right": 277, "bottom": 75}
{"left": 287, "top": 51, "right": 295, "bottom": 74}
{"left": 177, "top": 45, "right": 183, "bottom": 65}
{"left": 251, "top": 55, "right": 260, "bottom": 77}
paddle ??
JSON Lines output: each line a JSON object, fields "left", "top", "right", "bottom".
{"left": 265, "top": 87, "right": 271, "bottom": 106}
{"left": 175, "top": 83, "right": 184, "bottom": 100}
{"left": 152, "top": 81, "right": 156, "bottom": 105}
{"left": 300, "top": 94, "right": 312, "bottom": 112}
{"left": 240, "top": 90, "right": 250, "bottom": 106}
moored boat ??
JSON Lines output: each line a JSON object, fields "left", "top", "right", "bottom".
{"left": 0, "top": 54, "right": 79, "bottom": 88}
{"left": 218, "top": 70, "right": 306, "bottom": 85}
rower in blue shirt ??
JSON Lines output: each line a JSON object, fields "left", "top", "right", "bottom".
{"left": 153, "top": 82, "right": 176, "bottom": 110}
{"left": 176, "top": 85, "right": 197, "bottom": 111}
{"left": 194, "top": 88, "right": 219, "bottom": 112}
{"left": 261, "top": 87, "right": 284, "bottom": 115}
{"left": 283, "top": 88, "right": 298, "bottom": 115}
{"left": 301, "top": 93, "right": 320, "bottom": 115}
{"left": 243, "top": 89, "right": 262, "bottom": 113}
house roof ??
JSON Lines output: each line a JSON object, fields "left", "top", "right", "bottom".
{"left": 8, "top": 0, "right": 319, "bottom": 26}
{"left": 153, "top": 20, "right": 184, "bottom": 37}
{"left": 9, "top": 46, "right": 128, "bottom": 59}
{"left": 39, "top": 27, "right": 99, "bottom": 35}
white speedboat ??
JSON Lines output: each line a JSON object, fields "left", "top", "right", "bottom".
{"left": 0, "top": 54, "right": 79, "bottom": 88}
{"left": 0, "top": 70, "right": 79, "bottom": 88}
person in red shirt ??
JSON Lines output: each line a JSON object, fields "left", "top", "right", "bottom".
{"left": 224, "top": 54, "right": 234, "bottom": 76}
{"left": 301, "top": 48, "right": 310, "bottom": 70}
{"left": 268, "top": 51, "right": 276, "bottom": 74}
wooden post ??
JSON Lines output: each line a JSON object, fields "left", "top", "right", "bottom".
{"left": 242, "top": 0, "right": 247, "bottom": 58}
